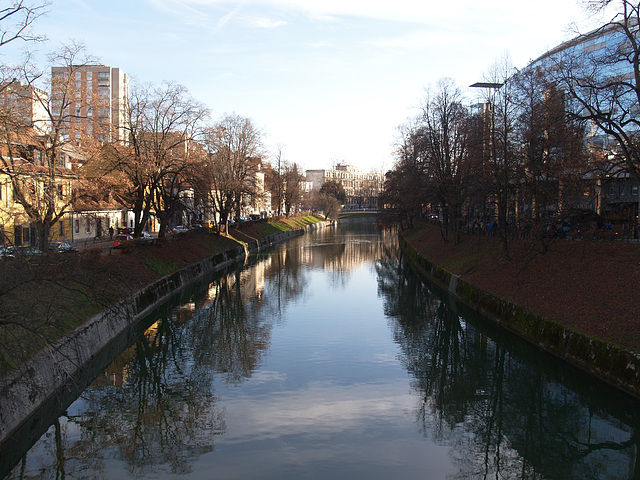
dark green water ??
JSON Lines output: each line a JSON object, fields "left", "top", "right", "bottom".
{"left": 2, "top": 222, "right": 639, "bottom": 479}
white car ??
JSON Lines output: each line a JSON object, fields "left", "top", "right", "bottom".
{"left": 172, "top": 225, "right": 189, "bottom": 234}
{"left": 135, "top": 232, "right": 154, "bottom": 244}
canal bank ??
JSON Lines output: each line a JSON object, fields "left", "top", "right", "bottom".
{"left": 399, "top": 231, "right": 640, "bottom": 399}
{"left": 0, "top": 221, "right": 329, "bottom": 448}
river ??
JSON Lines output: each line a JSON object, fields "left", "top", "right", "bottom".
{"left": 2, "top": 221, "right": 639, "bottom": 479}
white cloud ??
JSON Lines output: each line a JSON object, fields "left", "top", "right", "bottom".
{"left": 223, "top": 380, "right": 414, "bottom": 440}
{"left": 251, "top": 17, "right": 287, "bottom": 28}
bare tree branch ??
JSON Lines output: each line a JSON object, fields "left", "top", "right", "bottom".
{"left": 0, "top": 0, "right": 49, "bottom": 48}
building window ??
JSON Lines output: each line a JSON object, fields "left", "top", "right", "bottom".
{"left": 633, "top": 185, "right": 638, "bottom": 196}
{"left": 85, "top": 220, "right": 91, "bottom": 234}
{"left": 59, "top": 220, "right": 64, "bottom": 236}
{"left": 14, "top": 225, "right": 22, "bottom": 246}
{"left": 74, "top": 219, "right": 79, "bottom": 233}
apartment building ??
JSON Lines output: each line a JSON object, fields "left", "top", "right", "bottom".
{"left": 50, "top": 64, "right": 129, "bottom": 144}
{"left": 306, "top": 164, "right": 384, "bottom": 209}
{"left": 0, "top": 80, "right": 49, "bottom": 135}
{"left": 518, "top": 19, "right": 640, "bottom": 226}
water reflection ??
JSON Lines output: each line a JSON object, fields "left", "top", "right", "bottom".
{"left": 3, "top": 222, "right": 639, "bottom": 479}
{"left": 378, "top": 248, "right": 640, "bottom": 479}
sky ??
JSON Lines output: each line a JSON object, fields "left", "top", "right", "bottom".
{"left": 0, "top": 0, "right": 617, "bottom": 173}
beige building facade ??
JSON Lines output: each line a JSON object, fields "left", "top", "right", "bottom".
{"left": 306, "top": 164, "right": 384, "bottom": 209}
{"left": 0, "top": 81, "right": 50, "bottom": 135}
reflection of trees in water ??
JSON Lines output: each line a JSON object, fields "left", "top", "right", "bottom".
{"left": 7, "top": 312, "right": 228, "bottom": 479}
{"left": 376, "top": 254, "right": 640, "bottom": 479}
{"left": 9, "top": 257, "right": 293, "bottom": 478}
{"left": 260, "top": 246, "right": 310, "bottom": 322}
{"left": 310, "top": 223, "right": 396, "bottom": 290}
{"left": 4, "top": 416, "right": 106, "bottom": 480}
{"left": 8, "top": 224, "right": 403, "bottom": 478}
{"left": 191, "top": 270, "right": 274, "bottom": 385}
{"left": 75, "top": 314, "right": 225, "bottom": 477}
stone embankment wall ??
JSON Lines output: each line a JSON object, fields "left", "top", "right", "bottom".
{"left": 400, "top": 234, "right": 640, "bottom": 400}
{"left": 0, "top": 222, "right": 327, "bottom": 446}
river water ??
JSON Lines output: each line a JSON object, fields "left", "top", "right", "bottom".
{"left": 2, "top": 222, "right": 639, "bottom": 479}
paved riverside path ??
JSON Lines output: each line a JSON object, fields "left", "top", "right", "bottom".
{"left": 71, "top": 234, "right": 157, "bottom": 254}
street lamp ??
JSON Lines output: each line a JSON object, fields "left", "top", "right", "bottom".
{"left": 469, "top": 82, "right": 503, "bottom": 223}
{"left": 469, "top": 82, "right": 503, "bottom": 89}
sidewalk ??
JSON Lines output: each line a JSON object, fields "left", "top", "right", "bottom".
{"left": 71, "top": 233, "right": 162, "bottom": 253}
{"left": 71, "top": 237, "right": 116, "bottom": 253}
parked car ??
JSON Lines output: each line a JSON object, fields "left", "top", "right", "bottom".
{"left": 49, "top": 242, "right": 79, "bottom": 253}
{"left": 134, "top": 232, "right": 154, "bottom": 245}
{"left": 117, "top": 227, "right": 135, "bottom": 235}
{"left": 172, "top": 225, "right": 189, "bottom": 234}
{"left": 13, "top": 246, "right": 44, "bottom": 257}
{"left": 0, "top": 246, "right": 14, "bottom": 258}
{"left": 112, "top": 234, "right": 133, "bottom": 248}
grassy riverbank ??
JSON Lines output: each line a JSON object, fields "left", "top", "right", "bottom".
{"left": 0, "top": 215, "right": 323, "bottom": 376}
{"left": 402, "top": 222, "right": 640, "bottom": 354}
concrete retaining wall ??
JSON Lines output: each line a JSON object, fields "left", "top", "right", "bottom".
{"left": 399, "top": 233, "right": 640, "bottom": 399}
{"left": 0, "top": 221, "right": 327, "bottom": 446}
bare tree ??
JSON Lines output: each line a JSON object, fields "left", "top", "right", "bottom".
{"left": 513, "top": 66, "right": 588, "bottom": 238}
{"left": 282, "top": 162, "right": 304, "bottom": 216}
{"left": 418, "top": 78, "right": 474, "bottom": 244}
{"left": 474, "top": 57, "right": 521, "bottom": 255}
{"left": 100, "top": 82, "right": 208, "bottom": 238}
{"left": 311, "top": 192, "right": 341, "bottom": 221}
{"left": 550, "top": 1, "right": 640, "bottom": 224}
{"left": 202, "top": 114, "right": 264, "bottom": 232}
{"left": 264, "top": 151, "right": 303, "bottom": 217}
{"left": 0, "top": 42, "right": 103, "bottom": 250}
{"left": 378, "top": 120, "right": 430, "bottom": 229}
{"left": 265, "top": 146, "right": 285, "bottom": 216}
{"left": 0, "top": 0, "right": 48, "bottom": 49}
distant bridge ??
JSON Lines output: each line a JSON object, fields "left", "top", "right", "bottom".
{"left": 338, "top": 209, "right": 379, "bottom": 217}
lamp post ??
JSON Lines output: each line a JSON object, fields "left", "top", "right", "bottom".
{"left": 470, "top": 82, "right": 503, "bottom": 220}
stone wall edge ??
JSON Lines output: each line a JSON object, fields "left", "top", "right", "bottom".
{"left": 0, "top": 221, "right": 329, "bottom": 445}
{"left": 398, "top": 233, "right": 640, "bottom": 399}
